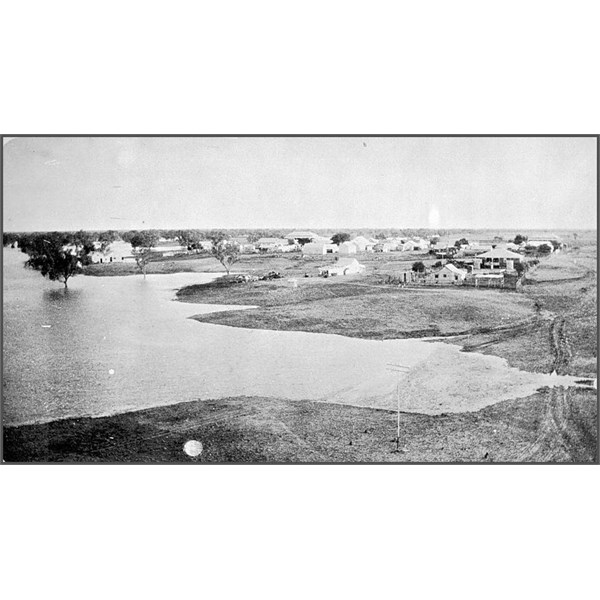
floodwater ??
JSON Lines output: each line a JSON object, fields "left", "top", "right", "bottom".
{"left": 2, "top": 249, "right": 579, "bottom": 426}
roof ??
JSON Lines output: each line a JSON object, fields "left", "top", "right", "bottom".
{"left": 257, "top": 237, "right": 287, "bottom": 244}
{"left": 303, "top": 241, "right": 336, "bottom": 248}
{"left": 442, "top": 263, "right": 467, "bottom": 275}
{"left": 476, "top": 247, "right": 523, "bottom": 259}
{"left": 336, "top": 258, "right": 360, "bottom": 267}
{"left": 352, "top": 236, "right": 374, "bottom": 245}
{"left": 286, "top": 231, "right": 318, "bottom": 239}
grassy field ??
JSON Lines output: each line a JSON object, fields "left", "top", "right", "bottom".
{"left": 174, "top": 243, "right": 597, "bottom": 379}
{"left": 4, "top": 387, "right": 596, "bottom": 463}
{"left": 83, "top": 250, "right": 438, "bottom": 278}
{"left": 179, "top": 280, "right": 538, "bottom": 339}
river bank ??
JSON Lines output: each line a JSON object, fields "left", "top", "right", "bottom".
{"left": 174, "top": 244, "right": 597, "bottom": 379}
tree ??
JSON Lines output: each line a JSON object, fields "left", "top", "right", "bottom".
{"left": 130, "top": 230, "right": 159, "bottom": 278}
{"left": 331, "top": 232, "right": 351, "bottom": 245}
{"left": 538, "top": 244, "right": 552, "bottom": 255}
{"left": 454, "top": 238, "right": 469, "bottom": 248}
{"left": 176, "top": 229, "right": 202, "bottom": 250}
{"left": 98, "top": 230, "right": 120, "bottom": 243}
{"left": 96, "top": 230, "right": 120, "bottom": 254}
{"left": 247, "top": 231, "right": 262, "bottom": 243}
{"left": 513, "top": 234, "right": 528, "bottom": 245}
{"left": 412, "top": 261, "right": 426, "bottom": 273}
{"left": 3, "top": 232, "right": 20, "bottom": 247}
{"left": 211, "top": 238, "right": 239, "bottom": 274}
{"left": 514, "top": 261, "right": 526, "bottom": 275}
{"left": 22, "top": 231, "right": 95, "bottom": 288}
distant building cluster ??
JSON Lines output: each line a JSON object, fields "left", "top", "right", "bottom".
{"left": 87, "top": 229, "right": 564, "bottom": 288}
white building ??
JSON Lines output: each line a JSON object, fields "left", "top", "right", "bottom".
{"left": 257, "top": 237, "right": 290, "bottom": 252}
{"left": 319, "top": 258, "right": 365, "bottom": 276}
{"left": 351, "top": 236, "right": 375, "bottom": 252}
{"left": 90, "top": 241, "right": 134, "bottom": 263}
{"left": 302, "top": 242, "right": 339, "bottom": 255}
{"left": 338, "top": 241, "right": 358, "bottom": 255}
{"left": 476, "top": 247, "right": 523, "bottom": 269}
{"left": 402, "top": 239, "right": 427, "bottom": 252}
{"left": 426, "top": 263, "right": 468, "bottom": 284}
{"left": 230, "top": 237, "right": 258, "bottom": 253}
{"left": 374, "top": 242, "right": 396, "bottom": 253}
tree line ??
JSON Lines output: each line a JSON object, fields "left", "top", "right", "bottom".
{"left": 4, "top": 228, "right": 243, "bottom": 286}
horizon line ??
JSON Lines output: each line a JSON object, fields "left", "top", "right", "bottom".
{"left": 3, "top": 226, "right": 597, "bottom": 234}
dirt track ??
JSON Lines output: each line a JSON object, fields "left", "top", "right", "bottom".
{"left": 515, "top": 308, "right": 595, "bottom": 461}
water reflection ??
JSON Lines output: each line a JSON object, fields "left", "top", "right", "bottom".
{"left": 45, "top": 287, "right": 83, "bottom": 302}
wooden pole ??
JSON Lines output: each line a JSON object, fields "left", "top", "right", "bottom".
{"left": 387, "top": 363, "right": 409, "bottom": 453}
{"left": 396, "top": 376, "right": 400, "bottom": 451}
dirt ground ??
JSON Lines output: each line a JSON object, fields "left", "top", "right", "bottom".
{"left": 453, "top": 242, "right": 597, "bottom": 378}
{"left": 4, "top": 387, "right": 596, "bottom": 463}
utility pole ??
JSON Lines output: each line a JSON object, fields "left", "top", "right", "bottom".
{"left": 386, "top": 363, "right": 410, "bottom": 452}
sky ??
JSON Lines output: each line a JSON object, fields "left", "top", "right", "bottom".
{"left": 2, "top": 136, "right": 597, "bottom": 232}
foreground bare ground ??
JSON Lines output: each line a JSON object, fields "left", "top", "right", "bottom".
{"left": 4, "top": 388, "right": 596, "bottom": 463}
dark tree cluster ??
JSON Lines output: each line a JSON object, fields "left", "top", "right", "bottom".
{"left": 20, "top": 231, "right": 96, "bottom": 288}
{"left": 175, "top": 229, "right": 203, "bottom": 249}
{"left": 513, "top": 234, "right": 528, "bottom": 245}
{"left": 331, "top": 232, "right": 351, "bottom": 245}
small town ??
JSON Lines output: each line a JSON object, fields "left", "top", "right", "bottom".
{"left": 2, "top": 6, "right": 598, "bottom": 600}
{"left": 2, "top": 136, "right": 597, "bottom": 467}
{"left": 3, "top": 223, "right": 597, "bottom": 463}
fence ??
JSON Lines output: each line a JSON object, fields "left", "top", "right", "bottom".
{"left": 384, "top": 274, "right": 523, "bottom": 291}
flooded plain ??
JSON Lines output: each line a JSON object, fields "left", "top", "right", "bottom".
{"left": 3, "top": 249, "right": 578, "bottom": 426}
